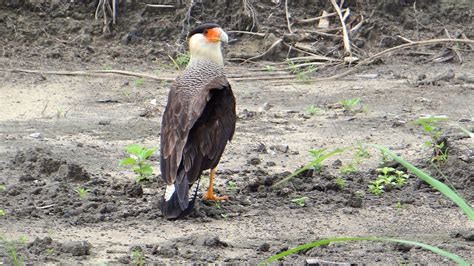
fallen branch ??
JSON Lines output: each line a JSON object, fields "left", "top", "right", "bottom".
{"left": 241, "top": 39, "right": 283, "bottom": 63}
{"left": 228, "top": 30, "right": 266, "bottom": 37}
{"left": 146, "top": 4, "right": 174, "bottom": 8}
{"left": 0, "top": 68, "right": 296, "bottom": 82}
{"left": 294, "top": 9, "right": 347, "bottom": 24}
{"left": 1, "top": 69, "right": 174, "bottom": 81}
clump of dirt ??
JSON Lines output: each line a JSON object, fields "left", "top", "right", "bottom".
{"left": 3, "top": 147, "right": 162, "bottom": 224}
{"left": 0, "top": 236, "right": 92, "bottom": 264}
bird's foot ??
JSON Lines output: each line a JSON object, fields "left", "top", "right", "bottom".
{"left": 203, "top": 192, "right": 229, "bottom": 201}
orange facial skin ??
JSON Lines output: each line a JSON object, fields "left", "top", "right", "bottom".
{"left": 204, "top": 27, "right": 221, "bottom": 42}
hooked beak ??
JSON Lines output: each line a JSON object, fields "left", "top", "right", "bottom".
{"left": 220, "top": 30, "right": 229, "bottom": 43}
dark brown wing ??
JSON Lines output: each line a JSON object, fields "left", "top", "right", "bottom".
{"left": 160, "top": 78, "right": 222, "bottom": 184}
{"left": 183, "top": 80, "right": 236, "bottom": 177}
{"left": 160, "top": 76, "right": 235, "bottom": 209}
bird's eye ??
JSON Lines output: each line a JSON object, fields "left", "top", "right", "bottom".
{"left": 203, "top": 29, "right": 208, "bottom": 35}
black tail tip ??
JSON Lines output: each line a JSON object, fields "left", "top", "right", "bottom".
{"left": 159, "top": 194, "right": 197, "bottom": 220}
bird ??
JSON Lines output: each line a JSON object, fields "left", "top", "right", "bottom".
{"left": 159, "top": 23, "right": 236, "bottom": 219}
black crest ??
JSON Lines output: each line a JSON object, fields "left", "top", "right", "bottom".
{"left": 187, "top": 23, "right": 221, "bottom": 39}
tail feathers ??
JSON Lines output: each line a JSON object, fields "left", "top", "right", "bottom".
{"left": 159, "top": 179, "right": 200, "bottom": 220}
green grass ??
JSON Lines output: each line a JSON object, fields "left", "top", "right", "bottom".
{"left": 0, "top": 236, "right": 25, "bottom": 266}
{"left": 259, "top": 237, "right": 469, "bottom": 265}
{"left": 133, "top": 78, "right": 145, "bottom": 87}
{"left": 169, "top": 52, "right": 190, "bottom": 70}
{"left": 335, "top": 177, "right": 347, "bottom": 189}
{"left": 338, "top": 98, "right": 361, "bottom": 112}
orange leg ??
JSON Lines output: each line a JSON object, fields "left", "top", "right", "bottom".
{"left": 203, "top": 167, "right": 229, "bottom": 201}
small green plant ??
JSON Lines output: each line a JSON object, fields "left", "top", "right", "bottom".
{"left": 45, "top": 248, "right": 55, "bottom": 256}
{"left": 169, "top": 53, "right": 190, "bottom": 70}
{"left": 131, "top": 249, "right": 145, "bottom": 266}
{"left": 119, "top": 144, "right": 156, "bottom": 183}
{"left": 340, "top": 163, "right": 357, "bottom": 175}
{"left": 335, "top": 177, "right": 347, "bottom": 189}
{"left": 395, "top": 200, "right": 402, "bottom": 210}
{"left": 102, "top": 64, "right": 113, "bottom": 70}
{"left": 75, "top": 187, "right": 89, "bottom": 199}
{"left": 291, "top": 196, "right": 309, "bottom": 207}
{"left": 414, "top": 116, "right": 449, "bottom": 163}
{"left": 227, "top": 180, "right": 237, "bottom": 190}
{"left": 368, "top": 167, "right": 409, "bottom": 196}
{"left": 56, "top": 107, "right": 65, "bottom": 119}
{"left": 288, "top": 61, "right": 317, "bottom": 82}
{"left": 133, "top": 78, "right": 145, "bottom": 87}
{"left": 338, "top": 98, "right": 361, "bottom": 113}
{"left": 306, "top": 105, "right": 322, "bottom": 116}
{"left": 264, "top": 65, "right": 276, "bottom": 72}
{"left": 18, "top": 236, "right": 27, "bottom": 245}
{"left": 273, "top": 147, "right": 348, "bottom": 187}
{"left": 354, "top": 141, "right": 371, "bottom": 163}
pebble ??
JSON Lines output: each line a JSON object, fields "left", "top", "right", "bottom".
{"left": 257, "top": 242, "right": 270, "bottom": 252}
{"left": 29, "top": 132, "right": 42, "bottom": 138}
{"left": 248, "top": 157, "right": 261, "bottom": 165}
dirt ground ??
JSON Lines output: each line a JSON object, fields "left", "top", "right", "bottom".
{"left": 1, "top": 1, "right": 473, "bottom": 264}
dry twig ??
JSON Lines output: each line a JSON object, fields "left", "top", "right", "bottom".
{"left": 285, "top": 0, "right": 292, "bottom": 33}
{"left": 241, "top": 39, "right": 283, "bottom": 63}
{"left": 228, "top": 30, "right": 266, "bottom": 37}
{"left": 146, "top": 4, "right": 174, "bottom": 8}
{"left": 294, "top": 9, "right": 347, "bottom": 24}
{"left": 330, "top": 0, "right": 351, "bottom": 55}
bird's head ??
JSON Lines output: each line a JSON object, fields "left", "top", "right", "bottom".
{"left": 187, "top": 23, "right": 229, "bottom": 67}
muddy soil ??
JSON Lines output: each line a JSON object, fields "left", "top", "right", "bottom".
{"left": 1, "top": 1, "right": 473, "bottom": 264}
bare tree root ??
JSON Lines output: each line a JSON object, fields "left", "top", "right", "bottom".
{"left": 95, "top": 0, "right": 116, "bottom": 32}
{"left": 242, "top": 0, "right": 258, "bottom": 31}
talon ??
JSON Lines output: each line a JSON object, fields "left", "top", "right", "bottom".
{"left": 203, "top": 193, "right": 229, "bottom": 201}
{"left": 202, "top": 167, "right": 229, "bottom": 201}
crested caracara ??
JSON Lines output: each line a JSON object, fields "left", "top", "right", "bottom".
{"left": 159, "top": 23, "right": 236, "bottom": 219}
